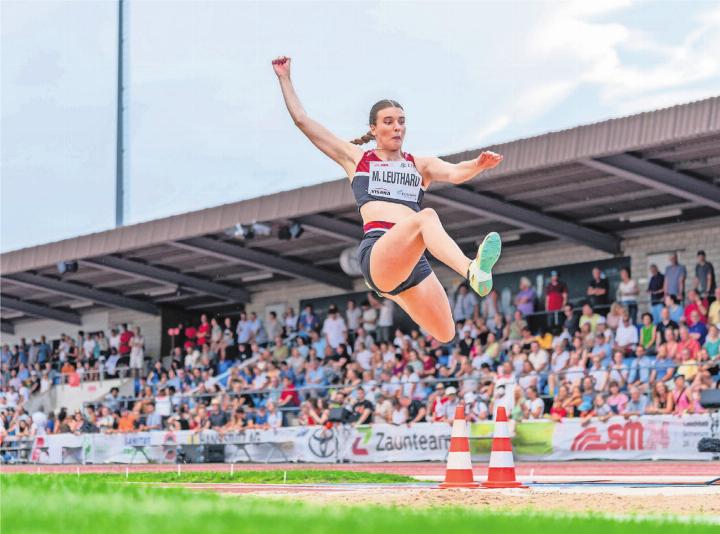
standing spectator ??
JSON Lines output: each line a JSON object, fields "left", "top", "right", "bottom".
{"left": 322, "top": 305, "right": 347, "bottom": 349}
{"left": 118, "top": 324, "right": 133, "bottom": 360}
{"left": 514, "top": 277, "right": 536, "bottom": 317}
{"left": 109, "top": 328, "right": 121, "bottom": 354}
{"left": 249, "top": 312, "right": 268, "bottom": 346}
{"left": 544, "top": 270, "right": 567, "bottom": 326}
{"left": 284, "top": 307, "right": 298, "bottom": 334}
{"left": 587, "top": 267, "right": 610, "bottom": 311}
{"left": 265, "top": 311, "right": 283, "bottom": 341}
{"left": 196, "top": 314, "right": 210, "bottom": 347}
{"left": 345, "top": 300, "right": 362, "bottom": 343}
{"left": 236, "top": 312, "right": 254, "bottom": 345}
{"left": 452, "top": 284, "right": 478, "bottom": 323}
{"left": 694, "top": 250, "right": 716, "bottom": 301}
{"left": 647, "top": 264, "right": 665, "bottom": 323}
{"left": 361, "top": 299, "right": 378, "bottom": 337}
{"left": 373, "top": 295, "right": 395, "bottom": 343}
{"left": 617, "top": 267, "right": 639, "bottom": 325}
{"left": 664, "top": 253, "right": 687, "bottom": 302}
{"left": 298, "top": 305, "right": 320, "bottom": 333}
{"left": 129, "top": 327, "right": 144, "bottom": 377}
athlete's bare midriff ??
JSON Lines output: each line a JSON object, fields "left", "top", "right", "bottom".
{"left": 359, "top": 200, "right": 418, "bottom": 226}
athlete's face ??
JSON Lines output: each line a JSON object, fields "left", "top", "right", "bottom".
{"left": 371, "top": 107, "right": 405, "bottom": 151}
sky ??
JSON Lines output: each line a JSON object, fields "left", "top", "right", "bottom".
{"left": 2, "top": 0, "right": 720, "bottom": 253}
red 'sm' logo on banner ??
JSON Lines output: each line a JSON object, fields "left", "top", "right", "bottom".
{"left": 571, "top": 422, "right": 644, "bottom": 451}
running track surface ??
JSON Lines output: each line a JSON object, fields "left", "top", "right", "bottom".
{"left": 2, "top": 461, "right": 718, "bottom": 476}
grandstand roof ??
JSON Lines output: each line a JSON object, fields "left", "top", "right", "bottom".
{"left": 2, "top": 97, "right": 719, "bottom": 331}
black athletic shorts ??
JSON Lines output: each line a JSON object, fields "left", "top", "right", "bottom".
{"left": 357, "top": 230, "right": 432, "bottom": 296}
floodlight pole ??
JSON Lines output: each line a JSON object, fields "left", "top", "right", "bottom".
{"left": 115, "top": 0, "right": 128, "bottom": 227}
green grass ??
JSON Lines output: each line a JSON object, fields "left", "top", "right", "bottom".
{"left": 14, "top": 469, "right": 415, "bottom": 484}
{"left": 1, "top": 474, "right": 715, "bottom": 534}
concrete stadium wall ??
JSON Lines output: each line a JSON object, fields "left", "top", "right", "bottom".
{"left": 1, "top": 310, "right": 161, "bottom": 357}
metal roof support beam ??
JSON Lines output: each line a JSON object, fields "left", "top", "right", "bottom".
{"left": 294, "top": 214, "right": 360, "bottom": 243}
{"left": 173, "top": 237, "right": 354, "bottom": 291}
{"left": 428, "top": 188, "right": 620, "bottom": 254}
{"left": 1, "top": 296, "right": 82, "bottom": 325}
{"left": 1, "top": 320, "right": 15, "bottom": 334}
{"left": 3, "top": 273, "right": 159, "bottom": 316}
{"left": 82, "top": 256, "right": 250, "bottom": 303}
{"left": 583, "top": 153, "right": 720, "bottom": 211}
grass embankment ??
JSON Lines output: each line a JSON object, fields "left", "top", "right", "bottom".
{"left": 1, "top": 474, "right": 714, "bottom": 534}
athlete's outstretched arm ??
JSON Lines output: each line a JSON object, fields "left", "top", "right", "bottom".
{"left": 272, "top": 56, "right": 362, "bottom": 174}
{"left": 415, "top": 151, "right": 503, "bottom": 186}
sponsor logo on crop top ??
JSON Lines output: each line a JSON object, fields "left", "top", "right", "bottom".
{"left": 367, "top": 160, "right": 422, "bottom": 202}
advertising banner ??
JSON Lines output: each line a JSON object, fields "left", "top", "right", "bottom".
{"left": 29, "top": 415, "right": 714, "bottom": 464}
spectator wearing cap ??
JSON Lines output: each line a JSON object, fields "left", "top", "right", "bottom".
{"left": 544, "top": 270, "right": 567, "bottom": 327}
{"left": 694, "top": 250, "right": 716, "bottom": 301}
{"left": 664, "top": 253, "right": 687, "bottom": 302}
{"left": 439, "top": 386, "right": 459, "bottom": 422}
{"left": 587, "top": 267, "right": 610, "bottom": 311}
{"left": 647, "top": 264, "right": 665, "bottom": 324}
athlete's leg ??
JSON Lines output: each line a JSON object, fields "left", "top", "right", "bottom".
{"left": 369, "top": 208, "right": 470, "bottom": 293}
{"left": 386, "top": 273, "right": 456, "bottom": 343}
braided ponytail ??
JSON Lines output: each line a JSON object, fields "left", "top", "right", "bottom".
{"left": 350, "top": 131, "right": 376, "bottom": 145}
{"left": 350, "top": 99, "right": 403, "bottom": 145}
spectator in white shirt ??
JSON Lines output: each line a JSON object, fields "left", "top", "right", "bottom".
{"left": 452, "top": 284, "right": 478, "bottom": 323}
{"left": 322, "top": 306, "right": 347, "bottom": 349}
{"left": 345, "top": 300, "right": 362, "bottom": 340}
{"left": 615, "top": 311, "right": 638, "bottom": 355}
{"left": 522, "top": 386, "right": 545, "bottom": 419}
{"left": 283, "top": 307, "right": 298, "bottom": 334}
{"left": 361, "top": 299, "right": 378, "bottom": 336}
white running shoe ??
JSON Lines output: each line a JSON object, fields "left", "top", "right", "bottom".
{"left": 467, "top": 232, "right": 502, "bottom": 297}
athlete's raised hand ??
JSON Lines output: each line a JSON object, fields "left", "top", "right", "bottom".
{"left": 475, "top": 150, "right": 503, "bottom": 170}
{"left": 272, "top": 56, "right": 291, "bottom": 78}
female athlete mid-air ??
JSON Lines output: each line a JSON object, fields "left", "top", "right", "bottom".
{"left": 273, "top": 56, "right": 504, "bottom": 343}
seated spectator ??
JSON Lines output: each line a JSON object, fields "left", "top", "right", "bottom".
{"left": 639, "top": 313, "right": 657, "bottom": 354}
{"left": 581, "top": 394, "right": 612, "bottom": 425}
{"left": 521, "top": 386, "right": 544, "bottom": 420}
{"left": 463, "top": 392, "right": 488, "bottom": 422}
{"left": 684, "top": 290, "right": 708, "bottom": 325}
{"left": 398, "top": 397, "right": 427, "bottom": 424}
{"left": 664, "top": 295, "right": 684, "bottom": 325}
{"left": 549, "top": 398, "right": 568, "bottom": 421}
{"left": 608, "top": 351, "right": 628, "bottom": 389}
{"left": 579, "top": 304, "right": 601, "bottom": 333}
{"left": 688, "top": 311, "right": 708, "bottom": 345}
{"left": 622, "top": 386, "right": 649, "bottom": 417}
{"left": 614, "top": 311, "right": 638, "bottom": 355}
{"left": 704, "top": 325, "right": 720, "bottom": 360}
{"left": 629, "top": 345, "right": 653, "bottom": 389}
{"left": 588, "top": 355, "right": 609, "bottom": 393}
{"left": 606, "top": 381, "right": 628, "bottom": 414}
{"left": 647, "top": 381, "right": 673, "bottom": 415}
{"left": 677, "top": 326, "right": 700, "bottom": 360}
{"left": 266, "top": 401, "right": 283, "bottom": 429}
{"left": 709, "top": 287, "right": 720, "bottom": 327}
{"left": 671, "top": 375, "right": 692, "bottom": 415}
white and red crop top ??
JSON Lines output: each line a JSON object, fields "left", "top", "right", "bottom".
{"left": 351, "top": 150, "right": 426, "bottom": 212}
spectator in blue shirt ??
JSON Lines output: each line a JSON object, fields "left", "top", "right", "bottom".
{"left": 299, "top": 305, "right": 320, "bottom": 332}
{"left": 664, "top": 295, "right": 684, "bottom": 324}
{"left": 664, "top": 253, "right": 687, "bottom": 301}
{"left": 650, "top": 346, "right": 676, "bottom": 385}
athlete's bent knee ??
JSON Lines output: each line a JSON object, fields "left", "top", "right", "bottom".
{"left": 433, "top": 324, "right": 456, "bottom": 344}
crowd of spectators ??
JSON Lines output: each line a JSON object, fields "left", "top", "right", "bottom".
{"left": 2, "top": 251, "right": 719, "bottom": 448}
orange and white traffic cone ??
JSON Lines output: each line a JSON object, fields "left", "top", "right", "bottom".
{"left": 439, "top": 404, "right": 479, "bottom": 488}
{"left": 482, "top": 405, "right": 527, "bottom": 488}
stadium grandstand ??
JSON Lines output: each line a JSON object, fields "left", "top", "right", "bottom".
{"left": 1, "top": 97, "right": 719, "bottom": 463}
